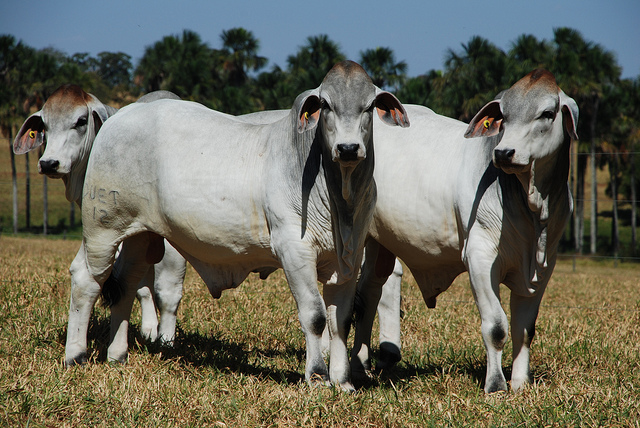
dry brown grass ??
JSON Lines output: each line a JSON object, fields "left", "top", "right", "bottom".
{"left": 1, "top": 235, "right": 639, "bottom": 427}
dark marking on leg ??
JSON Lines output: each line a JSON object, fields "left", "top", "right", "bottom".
{"left": 310, "top": 311, "right": 327, "bottom": 337}
{"left": 491, "top": 323, "right": 507, "bottom": 348}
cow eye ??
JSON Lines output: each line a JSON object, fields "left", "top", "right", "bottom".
{"left": 540, "top": 110, "right": 555, "bottom": 120}
{"left": 321, "top": 99, "right": 331, "bottom": 112}
{"left": 74, "top": 116, "right": 88, "bottom": 129}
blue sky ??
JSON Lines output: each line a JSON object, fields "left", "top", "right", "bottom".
{"left": 2, "top": 0, "right": 639, "bottom": 79}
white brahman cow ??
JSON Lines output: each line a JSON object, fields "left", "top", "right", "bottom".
{"left": 352, "top": 69, "right": 578, "bottom": 393}
{"left": 69, "top": 61, "right": 409, "bottom": 390}
{"left": 13, "top": 85, "right": 187, "bottom": 345}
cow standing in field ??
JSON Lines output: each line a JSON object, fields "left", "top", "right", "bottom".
{"left": 13, "top": 85, "right": 188, "bottom": 345}
{"left": 352, "top": 69, "right": 578, "bottom": 393}
{"left": 70, "top": 61, "right": 409, "bottom": 390}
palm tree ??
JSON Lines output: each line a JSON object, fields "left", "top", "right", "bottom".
{"left": 440, "top": 36, "right": 511, "bottom": 121}
{"left": 551, "top": 27, "right": 621, "bottom": 254}
{"left": 286, "top": 35, "right": 346, "bottom": 94}
{"left": 359, "top": 47, "right": 407, "bottom": 91}
{"left": 219, "top": 27, "right": 267, "bottom": 86}
{"left": 135, "top": 30, "right": 218, "bottom": 103}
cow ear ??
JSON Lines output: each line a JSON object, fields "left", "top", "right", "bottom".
{"left": 14, "top": 112, "right": 45, "bottom": 154}
{"left": 297, "top": 94, "right": 321, "bottom": 133}
{"left": 375, "top": 90, "right": 410, "bottom": 128}
{"left": 465, "top": 100, "right": 503, "bottom": 138}
{"left": 92, "top": 110, "right": 105, "bottom": 135}
{"left": 560, "top": 90, "right": 579, "bottom": 141}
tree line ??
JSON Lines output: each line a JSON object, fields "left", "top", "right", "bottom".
{"left": 1, "top": 27, "right": 639, "bottom": 257}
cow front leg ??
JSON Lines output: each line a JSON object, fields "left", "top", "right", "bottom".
{"left": 324, "top": 272, "right": 358, "bottom": 391}
{"left": 65, "top": 243, "right": 102, "bottom": 366}
{"left": 510, "top": 290, "right": 544, "bottom": 391}
{"left": 278, "top": 252, "right": 329, "bottom": 387}
{"left": 467, "top": 253, "right": 508, "bottom": 393}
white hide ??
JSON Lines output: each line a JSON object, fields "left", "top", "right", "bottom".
{"left": 353, "top": 69, "right": 577, "bottom": 393}
{"left": 69, "top": 61, "right": 408, "bottom": 391}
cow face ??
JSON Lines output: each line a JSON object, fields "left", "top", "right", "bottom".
{"left": 298, "top": 61, "right": 409, "bottom": 169}
{"left": 465, "top": 69, "right": 578, "bottom": 175}
{"left": 14, "top": 85, "right": 108, "bottom": 179}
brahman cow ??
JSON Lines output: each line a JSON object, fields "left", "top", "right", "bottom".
{"left": 13, "top": 85, "right": 187, "bottom": 344}
{"left": 70, "top": 61, "right": 409, "bottom": 390}
{"left": 352, "top": 69, "right": 578, "bottom": 393}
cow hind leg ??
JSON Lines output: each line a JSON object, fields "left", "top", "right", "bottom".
{"left": 154, "top": 244, "right": 187, "bottom": 346}
{"left": 376, "top": 259, "right": 403, "bottom": 370}
{"left": 510, "top": 291, "right": 543, "bottom": 391}
{"left": 107, "top": 233, "right": 157, "bottom": 363}
{"left": 136, "top": 271, "right": 159, "bottom": 342}
{"left": 351, "top": 241, "right": 397, "bottom": 379}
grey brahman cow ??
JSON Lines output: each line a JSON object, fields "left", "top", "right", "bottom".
{"left": 352, "top": 69, "right": 578, "bottom": 393}
{"left": 13, "top": 85, "right": 187, "bottom": 345}
{"left": 68, "top": 61, "right": 409, "bottom": 390}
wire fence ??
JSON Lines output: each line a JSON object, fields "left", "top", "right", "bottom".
{"left": 3, "top": 146, "right": 640, "bottom": 266}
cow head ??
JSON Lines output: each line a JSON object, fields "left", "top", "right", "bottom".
{"left": 13, "top": 84, "right": 111, "bottom": 203}
{"left": 296, "top": 61, "right": 409, "bottom": 200}
{"left": 293, "top": 61, "right": 409, "bottom": 282}
{"left": 14, "top": 84, "right": 110, "bottom": 178}
{"left": 464, "top": 69, "right": 578, "bottom": 175}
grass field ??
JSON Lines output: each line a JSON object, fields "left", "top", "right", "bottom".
{"left": 1, "top": 235, "right": 638, "bottom": 427}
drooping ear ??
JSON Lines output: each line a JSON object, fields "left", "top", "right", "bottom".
{"left": 464, "top": 100, "right": 503, "bottom": 138}
{"left": 375, "top": 90, "right": 410, "bottom": 128}
{"left": 297, "top": 93, "right": 321, "bottom": 134}
{"left": 92, "top": 110, "right": 105, "bottom": 135}
{"left": 14, "top": 112, "right": 45, "bottom": 154}
{"left": 560, "top": 90, "right": 579, "bottom": 141}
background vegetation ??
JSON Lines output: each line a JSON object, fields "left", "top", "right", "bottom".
{"left": 1, "top": 27, "right": 640, "bottom": 259}
{"left": 1, "top": 236, "right": 638, "bottom": 426}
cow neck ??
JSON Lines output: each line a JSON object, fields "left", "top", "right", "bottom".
{"left": 64, "top": 104, "right": 118, "bottom": 207}
{"left": 320, "top": 126, "right": 376, "bottom": 284}
{"left": 515, "top": 134, "right": 572, "bottom": 290}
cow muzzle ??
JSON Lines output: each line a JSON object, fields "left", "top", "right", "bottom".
{"left": 333, "top": 143, "right": 365, "bottom": 165}
{"left": 38, "top": 159, "right": 64, "bottom": 178}
{"left": 493, "top": 148, "right": 528, "bottom": 174}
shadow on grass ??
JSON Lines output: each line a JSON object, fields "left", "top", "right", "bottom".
{"left": 56, "top": 315, "right": 547, "bottom": 391}
{"left": 56, "top": 314, "right": 305, "bottom": 386}
{"left": 356, "top": 351, "right": 549, "bottom": 392}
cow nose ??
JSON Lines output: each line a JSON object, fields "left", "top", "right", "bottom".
{"left": 39, "top": 159, "right": 60, "bottom": 174}
{"left": 494, "top": 149, "right": 515, "bottom": 164}
{"left": 337, "top": 143, "right": 360, "bottom": 161}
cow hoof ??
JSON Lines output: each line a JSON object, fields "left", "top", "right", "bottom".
{"left": 484, "top": 376, "right": 508, "bottom": 394}
{"left": 350, "top": 358, "right": 372, "bottom": 381}
{"left": 64, "top": 352, "right": 88, "bottom": 367}
{"left": 510, "top": 376, "right": 530, "bottom": 392}
{"left": 107, "top": 351, "right": 128, "bottom": 364}
{"left": 307, "top": 373, "right": 331, "bottom": 388}
{"left": 338, "top": 381, "right": 356, "bottom": 393}
{"left": 377, "top": 342, "right": 401, "bottom": 371}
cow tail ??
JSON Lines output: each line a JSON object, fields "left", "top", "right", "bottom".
{"left": 100, "top": 272, "right": 125, "bottom": 308}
